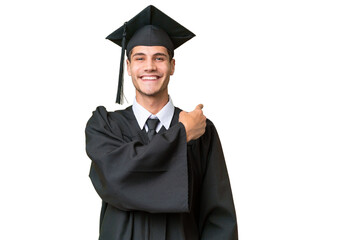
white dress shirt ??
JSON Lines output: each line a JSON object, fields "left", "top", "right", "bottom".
{"left": 132, "top": 96, "right": 175, "bottom": 133}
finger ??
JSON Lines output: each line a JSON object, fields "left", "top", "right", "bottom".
{"left": 195, "top": 104, "right": 204, "bottom": 110}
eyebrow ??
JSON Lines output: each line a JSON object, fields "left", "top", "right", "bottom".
{"left": 132, "top": 53, "right": 146, "bottom": 58}
{"left": 131, "top": 52, "right": 168, "bottom": 58}
{"left": 154, "top": 53, "right": 168, "bottom": 57}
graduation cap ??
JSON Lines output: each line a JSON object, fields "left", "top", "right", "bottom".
{"left": 106, "top": 5, "right": 195, "bottom": 104}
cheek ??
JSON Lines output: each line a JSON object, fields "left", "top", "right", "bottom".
{"left": 128, "top": 65, "right": 139, "bottom": 77}
{"left": 160, "top": 64, "right": 173, "bottom": 75}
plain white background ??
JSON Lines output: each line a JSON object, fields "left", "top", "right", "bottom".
{"left": 1, "top": 0, "right": 359, "bottom": 239}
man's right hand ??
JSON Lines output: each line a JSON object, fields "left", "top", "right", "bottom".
{"left": 179, "top": 104, "right": 207, "bottom": 142}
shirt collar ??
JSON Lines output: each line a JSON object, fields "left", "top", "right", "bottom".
{"left": 132, "top": 96, "right": 175, "bottom": 132}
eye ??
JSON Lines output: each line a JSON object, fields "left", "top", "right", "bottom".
{"left": 135, "top": 57, "right": 144, "bottom": 61}
{"left": 155, "top": 57, "right": 164, "bottom": 61}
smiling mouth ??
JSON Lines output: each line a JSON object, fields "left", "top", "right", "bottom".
{"left": 140, "top": 76, "right": 160, "bottom": 81}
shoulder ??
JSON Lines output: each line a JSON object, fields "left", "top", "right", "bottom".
{"left": 86, "top": 106, "right": 108, "bottom": 127}
{"left": 89, "top": 105, "right": 133, "bottom": 119}
{"left": 203, "top": 118, "right": 220, "bottom": 141}
{"left": 86, "top": 105, "right": 134, "bottom": 130}
{"left": 206, "top": 118, "right": 215, "bottom": 129}
{"left": 90, "top": 105, "right": 132, "bottom": 115}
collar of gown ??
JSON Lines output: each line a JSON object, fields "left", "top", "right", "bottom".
{"left": 132, "top": 96, "right": 175, "bottom": 132}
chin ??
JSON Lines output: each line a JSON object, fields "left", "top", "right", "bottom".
{"left": 139, "top": 87, "right": 168, "bottom": 98}
{"left": 137, "top": 89, "right": 159, "bottom": 97}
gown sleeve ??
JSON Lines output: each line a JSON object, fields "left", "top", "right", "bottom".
{"left": 85, "top": 106, "right": 189, "bottom": 213}
{"left": 198, "top": 122, "right": 238, "bottom": 240}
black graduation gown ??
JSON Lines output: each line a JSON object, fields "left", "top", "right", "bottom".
{"left": 85, "top": 106, "right": 238, "bottom": 240}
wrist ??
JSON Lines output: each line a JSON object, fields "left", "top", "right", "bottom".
{"left": 181, "top": 122, "right": 192, "bottom": 142}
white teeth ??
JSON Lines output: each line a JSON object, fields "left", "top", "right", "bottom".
{"left": 142, "top": 76, "right": 157, "bottom": 80}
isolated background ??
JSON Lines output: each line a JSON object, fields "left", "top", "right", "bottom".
{"left": 1, "top": 0, "right": 359, "bottom": 239}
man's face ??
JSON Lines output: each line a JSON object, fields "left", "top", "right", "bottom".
{"left": 127, "top": 45, "right": 175, "bottom": 98}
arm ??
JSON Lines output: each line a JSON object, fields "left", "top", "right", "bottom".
{"left": 86, "top": 106, "right": 189, "bottom": 213}
{"left": 198, "top": 123, "right": 238, "bottom": 240}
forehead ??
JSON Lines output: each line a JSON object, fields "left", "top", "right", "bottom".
{"left": 130, "top": 46, "right": 169, "bottom": 56}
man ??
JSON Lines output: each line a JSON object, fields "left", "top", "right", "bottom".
{"left": 86, "top": 5, "right": 238, "bottom": 240}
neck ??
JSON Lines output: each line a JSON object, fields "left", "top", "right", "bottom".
{"left": 135, "top": 91, "right": 169, "bottom": 115}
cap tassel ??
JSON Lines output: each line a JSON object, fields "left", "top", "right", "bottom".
{"left": 116, "top": 22, "right": 127, "bottom": 104}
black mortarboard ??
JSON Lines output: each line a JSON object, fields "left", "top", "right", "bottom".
{"left": 106, "top": 5, "right": 195, "bottom": 104}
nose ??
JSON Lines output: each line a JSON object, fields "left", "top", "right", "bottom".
{"left": 144, "top": 59, "right": 156, "bottom": 72}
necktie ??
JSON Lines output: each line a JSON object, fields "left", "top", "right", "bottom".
{"left": 146, "top": 118, "right": 159, "bottom": 141}
{"left": 145, "top": 118, "right": 166, "bottom": 239}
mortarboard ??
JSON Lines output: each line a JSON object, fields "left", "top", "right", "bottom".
{"left": 106, "top": 5, "right": 195, "bottom": 104}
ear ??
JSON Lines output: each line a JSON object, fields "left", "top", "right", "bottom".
{"left": 170, "top": 59, "right": 175, "bottom": 75}
{"left": 126, "top": 59, "right": 131, "bottom": 76}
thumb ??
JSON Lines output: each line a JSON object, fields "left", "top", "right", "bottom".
{"left": 195, "top": 104, "right": 204, "bottom": 110}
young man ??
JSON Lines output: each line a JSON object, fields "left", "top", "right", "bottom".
{"left": 86, "top": 5, "right": 238, "bottom": 240}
